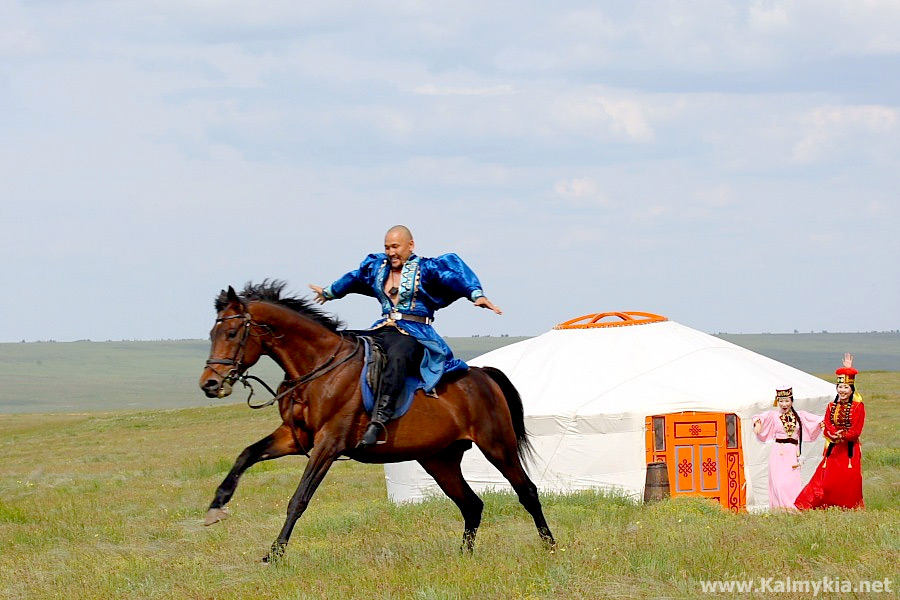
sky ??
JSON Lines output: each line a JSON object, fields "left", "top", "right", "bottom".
{"left": 2, "top": 1, "right": 899, "bottom": 342}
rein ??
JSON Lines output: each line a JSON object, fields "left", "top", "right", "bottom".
{"left": 208, "top": 312, "right": 361, "bottom": 458}
{"left": 243, "top": 333, "right": 361, "bottom": 409}
{"left": 246, "top": 333, "right": 361, "bottom": 460}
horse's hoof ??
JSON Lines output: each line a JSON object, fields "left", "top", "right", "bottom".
{"left": 263, "top": 543, "right": 286, "bottom": 564}
{"left": 203, "top": 507, "right": 229, "bottom": 526}
{"left": 460, "top": 530, "right": 476, "bottom": 553}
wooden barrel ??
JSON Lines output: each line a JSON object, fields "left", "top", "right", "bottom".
{"left": 643, "top": 462, "right": 670, "bottom": 503}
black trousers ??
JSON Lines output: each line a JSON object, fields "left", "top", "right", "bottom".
{"left": 369, "top": 326, "right": 423, "bottom": 404}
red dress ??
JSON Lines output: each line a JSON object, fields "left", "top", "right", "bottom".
{"left": 795, "top": 398, "right": 865, "bottom": 510}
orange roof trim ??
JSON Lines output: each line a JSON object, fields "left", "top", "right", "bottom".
{"left": 554, "top": 311, "right": 668, "bottom": 330}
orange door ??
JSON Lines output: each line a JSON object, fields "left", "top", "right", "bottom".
{"left": 645, "top": 411, "right": 746, "bottom": 511}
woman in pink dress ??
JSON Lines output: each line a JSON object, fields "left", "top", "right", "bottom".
{"left": 753, "top": 387, "right": 824, "bottom": 509}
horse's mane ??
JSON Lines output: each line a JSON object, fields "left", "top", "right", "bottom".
{"left": 215, "top": 279, "right": 344, "bottom": 333}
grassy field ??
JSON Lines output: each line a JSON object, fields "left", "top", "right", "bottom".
{"left": 1, "top": 332, "right": 897, "bottom": 413}
{"left": 0, "top": 372, "right": 897, "bottom": 599}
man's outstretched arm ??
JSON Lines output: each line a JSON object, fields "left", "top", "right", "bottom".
{"left": 308, "top": 255, "right": 382, "bottom": 305}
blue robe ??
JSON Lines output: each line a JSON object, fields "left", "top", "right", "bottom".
{"left": 322, "top": 253, "right": 485, "bottom": 392}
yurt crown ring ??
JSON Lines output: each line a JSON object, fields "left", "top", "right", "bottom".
{"left": 554, "top": 311, "right": 668, "bottom": 330}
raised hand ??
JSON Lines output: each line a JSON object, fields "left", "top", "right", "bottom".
{"left": 308, "top": 284, "right": 327, "bottom": 305}
{"left": 842, "top": 352, "right": 854, "bottom": 368}
{"left": 474, "top": 296, "right": 503, "bottom": 315}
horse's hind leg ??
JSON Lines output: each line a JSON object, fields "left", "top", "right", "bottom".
{"left": 476, "top": 440, "right": 556, "bottom": 548}
{"left": 417, "top": 441, "right": 484, "bottom": 552}
{"left": 205, "top": 424, "right": 300, "bottom": 525}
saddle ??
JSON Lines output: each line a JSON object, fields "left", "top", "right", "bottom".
{"left": 357, "top": 336, "right": 422, "bottom": 420}
{"left": 362, "top": 336, "right": 387, "bottom": 396}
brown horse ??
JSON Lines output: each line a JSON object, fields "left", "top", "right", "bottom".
{"left": 199, "top": 282, "right": 555, "bottom": 562}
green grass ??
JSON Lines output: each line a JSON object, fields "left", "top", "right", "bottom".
{"left": 0, "top": 372, "right": 897, "bottom": 599}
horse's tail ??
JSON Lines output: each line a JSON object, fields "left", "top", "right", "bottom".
{"left": 481, "top": 366, "right": 534, "bottom": 465}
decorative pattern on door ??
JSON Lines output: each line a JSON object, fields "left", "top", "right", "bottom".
{"left": 645, "top": 412, "right": 746, "bottom": 511}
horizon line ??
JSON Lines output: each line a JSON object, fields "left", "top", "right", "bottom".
{"left": 4, "top": 329, "right": 900, "bottom": 344}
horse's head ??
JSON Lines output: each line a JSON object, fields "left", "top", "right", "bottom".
{"left": 199, "top": 286, "right": 265, "bottom": 398}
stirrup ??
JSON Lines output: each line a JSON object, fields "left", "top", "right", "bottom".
{"left": 357, "top": 421, "right": 387, "bottom": 448}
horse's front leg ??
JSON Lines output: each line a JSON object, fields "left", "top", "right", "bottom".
{"left": 205, "top": 424, "right": 302, "bottom": 526}
{"left": 264, "top": 441, "right": 340, "bottom": 563}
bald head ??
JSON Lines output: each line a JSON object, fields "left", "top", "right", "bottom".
{"left": 384, "top": 225, "right": 415, "bottom": 270}
{"left": 385, "top": 225, "right": 413, "bottom": 241}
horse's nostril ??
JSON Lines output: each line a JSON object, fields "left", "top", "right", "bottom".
{"left": 203, "top": 379, "right": 218, "bottom": 390}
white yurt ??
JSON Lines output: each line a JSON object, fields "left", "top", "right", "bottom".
{"left": 384, "top": 312, "right": 835, "bottom": 512}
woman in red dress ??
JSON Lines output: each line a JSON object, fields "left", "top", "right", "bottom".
{"left": 795, "top": 353, "right": 865, "bottom": 510}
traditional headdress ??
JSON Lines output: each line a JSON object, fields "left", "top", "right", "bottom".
{"left": 773, "top": 386, "right": 793, "bottom": 407}
{"left": 835, "top": 367, "right": 858, "bottom": 386}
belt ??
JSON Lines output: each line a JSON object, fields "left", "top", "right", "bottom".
{"left": 382, "top": 312, "right": 432, "bottom": 325}
{"left": 775, "top": 438, "right": 798, "bottom": 445}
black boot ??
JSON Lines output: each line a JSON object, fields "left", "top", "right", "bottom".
{"left": 358, "top": 421, "right": 384, "bottom": 448}
{"left": 358, "top": 394, "right": 394, "bottom": 448}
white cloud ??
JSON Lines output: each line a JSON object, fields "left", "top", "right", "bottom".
{"left": 412, "top": 84, "right": 515, "bottom": 96}
{"left": 748, "top": 2, "right": 790, "bottom": 32}
{"left": 598, "top": 98, "right": 655, "bottom": 142}
{"left": 632, "top": 205, "right": 669, "bottom": 221}
{"left": 792, "top": 105, "right": 898, "bottom": 163}
{"left": 553, "top": 177, "right": 610, "bottom": 207}
{"left": 808, "top": 0, "right": 900, "bottom": 54}
{"left": 557, "top": 225, "right": 607, "bottom": 249}
{"left": 399, "top": 157, "right": 514, "bottom": 187}
{"left": 0, "top": 28, "right": 42, "bottom": 57}
{"left": 553, "top": 92, "right": 655, "bottom": 142}
{"left": 695, "top": 184, "right": 737, "bottom": 209}
{"left": 0, "top": 1, "right": 44, "bottom": 58}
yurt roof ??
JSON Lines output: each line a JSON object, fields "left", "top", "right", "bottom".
{"left": 468, "top": 312, "right": 834, "bottom": 420}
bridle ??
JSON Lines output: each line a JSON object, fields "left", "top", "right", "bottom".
{"left": 205, "top": 309, "right": 362, "bottom": 457}
{"left": 205, "top": 313, "right": 255, "bottom": 396}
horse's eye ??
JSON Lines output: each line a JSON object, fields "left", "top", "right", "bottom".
{"left": 226, "top": 329, "right": 238, "bottom": 339}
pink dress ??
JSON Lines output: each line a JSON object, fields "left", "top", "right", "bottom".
{"left": 753, "top": 410, "right": 823, "bottom": 509}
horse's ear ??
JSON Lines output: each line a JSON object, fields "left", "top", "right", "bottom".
{"left": 225, "top": 285, "right": 248, "bottom": 310}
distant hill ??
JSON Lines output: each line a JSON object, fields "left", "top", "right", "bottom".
{"left": 713, "top": 331, "right": 900, "bottom": 373}
{"left": 0, "top": 332, "right": 896, "bottom": 413}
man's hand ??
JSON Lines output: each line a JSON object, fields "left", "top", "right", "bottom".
{"left": 474, "top": 296, "right": 502, "bottom": 315}
{"left": 308, "top": 284, "right": 327, "bottom": 305}
{"left": 842, "top": 352, "right": 854, "bottom": 368}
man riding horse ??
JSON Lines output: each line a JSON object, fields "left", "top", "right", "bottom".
{"left": 310, "top": 225, "right": 502, "bottom": 448}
